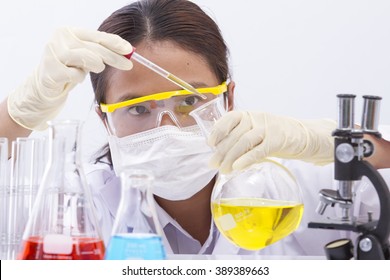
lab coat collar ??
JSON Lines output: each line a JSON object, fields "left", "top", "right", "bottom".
{"left": 154, "top": 200, "right": 220, "bottom": 255}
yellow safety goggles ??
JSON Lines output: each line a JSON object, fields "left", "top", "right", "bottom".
{"left": 100, "top": 82, "right": 227, "bottom": 113}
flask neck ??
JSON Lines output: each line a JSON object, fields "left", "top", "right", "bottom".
{"left": 119, "top": 170, "right": 153, "bottom": 209}
{"left": 120, "top": 169, "right": 154, "bottom": 193}
{"left": 48, "top": 121, "right": 81, "bottom": 166}
{"left": 113, "top": 169, "right": 164, "bottom": 236}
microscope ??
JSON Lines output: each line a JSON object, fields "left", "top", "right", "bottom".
{"left": 308, "top": 94, "right": 390, "bottom": 260}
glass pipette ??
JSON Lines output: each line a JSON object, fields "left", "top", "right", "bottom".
{"left": 125, "top": 51, "right": 206, "bottom": 99}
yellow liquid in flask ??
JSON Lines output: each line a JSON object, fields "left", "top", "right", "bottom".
{"left": 212, "top": 198, "right": 304, "bottom": 250}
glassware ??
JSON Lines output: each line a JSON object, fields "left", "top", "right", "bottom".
{"left": 0, "top": 138, "right": 8, "bottom": 260}
{"left": 18, "top": 120, "right": 105, "bottom": 260}
{"left": 7, "top": 137, "right": 46, "bottom": 259}
{"left": 105, "top": 169, "right": 166, "bottom": 260}
{"left": 190, "top": 98, "right": 304, "bottom": 251}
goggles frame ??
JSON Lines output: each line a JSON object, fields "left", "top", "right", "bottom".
{"left": 100, "top": 82, "right": 227, "bottom": 113}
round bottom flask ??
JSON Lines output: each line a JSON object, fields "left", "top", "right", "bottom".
{"left": 190, "top": 98, "right": 303, "bottom": 251}
{"left": 211, "top": 159, "right": 303, "bottom": 250}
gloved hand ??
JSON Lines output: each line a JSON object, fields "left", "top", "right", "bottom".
{"left": 208, "top": 111, "right": 336, "bottom": 174}
{"left": 7, "top": 27, "right": 133, "bottom": 130}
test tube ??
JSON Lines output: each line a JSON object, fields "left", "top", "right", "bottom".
{"left": 0, "top": 138, "right": 9, "bottom": 260}
{"left": 361, "top": 95, "right": 382, "bottom": 133}
{"left": 337, "top": 94, "right": 356, "bottom": 130}
{"left": 7, "top": 137, "right": 46, "bottom": 259}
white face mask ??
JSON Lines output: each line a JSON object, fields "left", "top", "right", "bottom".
{"left": 108, "top": 125, "right": 218, "bottom": 201}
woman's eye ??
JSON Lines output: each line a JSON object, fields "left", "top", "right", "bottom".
{"left": 127, "top": 105, "right": 149, "bottom": 115}
{"left": 175, "top": 95, "right": 203, "bottom": 114}
{"left": 182, "top": 95, "right": 200, "bottom": 106}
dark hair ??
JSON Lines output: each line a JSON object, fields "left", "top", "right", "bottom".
{"left": 90, "top": 0, "right": 230, "bottom": 164}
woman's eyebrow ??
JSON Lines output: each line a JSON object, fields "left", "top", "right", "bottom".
{"left": 190, "top": 82, "right": 208, "bottom": 88}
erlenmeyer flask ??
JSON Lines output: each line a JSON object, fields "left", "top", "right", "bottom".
{"left": 105, "top": 169, "right": 166, "bottom": 260}
{"left": 190, "top": 98, "right": 304, "bottom": 251}
{"left": 18, "top": 120, "right": 105, "bottom": 260}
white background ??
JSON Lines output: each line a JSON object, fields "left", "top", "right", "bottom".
{"left": 1, "top": 0, "right": 390, "bottom": 157}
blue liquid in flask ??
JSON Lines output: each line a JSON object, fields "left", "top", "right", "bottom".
{"left": 105, "top": 233, "right": 166, "bottom": 260}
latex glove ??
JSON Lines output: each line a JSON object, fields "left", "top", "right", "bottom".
{"left": 7, "top": 27, "right": 133, "bottom": 130}
{"left": 208, "top": 111, "right": 336, "bottom": 174}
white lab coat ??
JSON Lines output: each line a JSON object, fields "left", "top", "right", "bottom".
{"left": 85, "top": 125, "right": 390, "bottom": 257}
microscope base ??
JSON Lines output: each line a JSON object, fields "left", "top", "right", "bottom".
{"left": 309, "top": 219, "right": 389, "bottom": 259}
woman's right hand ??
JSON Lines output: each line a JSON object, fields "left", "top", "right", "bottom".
{"left": 7, "top": 27, "right": 133, "bottom": 130}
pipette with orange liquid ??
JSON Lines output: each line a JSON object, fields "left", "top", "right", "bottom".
{"left": 125, "top": 50, "right": 206, "bottom": 99}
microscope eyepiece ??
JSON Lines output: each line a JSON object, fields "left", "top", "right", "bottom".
{"left": 337, "top": 94, "right": 356, "bottom": 130}
{"left": 361, "top": 95, "right": 382, "bottom": 134}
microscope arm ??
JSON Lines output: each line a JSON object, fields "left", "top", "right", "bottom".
{"left": 355, "top": 161, "right": 390, "bottom": 259}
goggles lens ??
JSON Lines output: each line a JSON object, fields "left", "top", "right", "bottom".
{"left": 101, "top": 82, "right": 227, "bottom": 137}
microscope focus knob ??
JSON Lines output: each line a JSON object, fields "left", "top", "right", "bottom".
{"left": 336, "top": 143, "right": 355, "bottom": 163}
{"left": 359, "top": 237, "right": 372, "bottom": 252}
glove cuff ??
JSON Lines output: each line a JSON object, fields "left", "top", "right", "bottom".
{"left": 296, "top": 119, "right": 336, "bottom": 165}
{"left": 7, "top": 75, "right": 69, "bottom": 130}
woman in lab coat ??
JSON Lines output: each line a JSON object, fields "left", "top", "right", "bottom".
{"left": 1, "top": 0, "right": 389, "bottom": 257}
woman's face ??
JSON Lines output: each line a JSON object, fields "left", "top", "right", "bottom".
{"left": 103, "top": 40, "right": 225, "bottom": 137}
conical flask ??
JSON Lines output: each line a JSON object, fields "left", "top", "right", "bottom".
{"left": 18, "top": 120, "right": 105, "bottom": 260}
{"left": 190, "top": 98, "right": 304, "bottom": 251}
{"left": 105, "top": 169, "right": 166, "bottom": 260}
